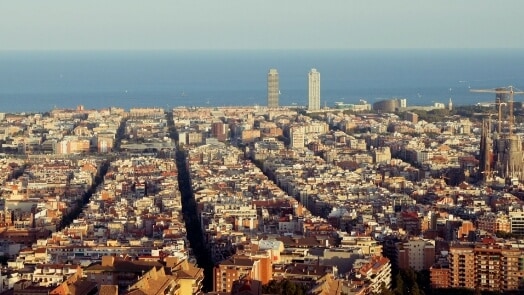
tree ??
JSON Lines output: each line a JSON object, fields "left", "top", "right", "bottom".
{"left": 262, "top": 279, "right": 308, "bottom": 295}
{"left": 416, "top": 270, "right": 431, "bottom": 294}
{"left": 392, "top": 268, "right": 427, "bottom": 295}
{"left": 394, "top": 273, "right": 405, "bottom": 295}
{"left": 282, "top": 280, "right": 298, "bottom": 295}
{"left": 377, "top": 282, "right": 395, "bottom": 295}
{"left": 411, "top": 283, "right": 423, "bottom": 295}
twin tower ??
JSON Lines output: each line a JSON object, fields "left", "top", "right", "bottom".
{"left": 267, "top": 68, "right": 321, "bottom": 111}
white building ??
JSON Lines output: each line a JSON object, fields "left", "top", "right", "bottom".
{"left": 397, "top": 238, "right": 435, "bottom": 271}
{"left": 289, "top": 126, "right": 305, "bottom": 149}
{"left": 354, "top": 256, "right": 392, "bottom": 293}
{"left": 509, "top": 211, "right": 524, "bottom": 235}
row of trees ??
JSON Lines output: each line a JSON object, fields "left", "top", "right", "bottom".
{"left": 262, "top": 279, "right": 309, "bottom": 295}
{"left": 58, "top": 160, "right": 110, "bottom": 231}
{"left": 167, "top": 109, "right": 215, "bottom": 292}
{"left": 377, "top": 268, "right": 429, "bottom": 295}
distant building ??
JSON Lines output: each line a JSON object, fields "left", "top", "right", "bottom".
{"left": 373, "top": 147, "right": 391, "bottom": 164}
{"left": 267, "top": 69, "right": 279, "bottom": 108}
{"left": 56, "top": 137, "right": 90, "bottom": 154}
{"left": 400, "top": 211, "right": 421, "bottom": 235}
{"left": 353, "top": 256, "right": 392, "bottom": 293}
{"left": 476, "top": 213, "right": 510, "bottom": 233}
{"left": 167, "top": 257, "right": 204, "bottom": 295}
{"left": 187, "top": 131, "right": 205, "bottom": 145}
{"left": 396, "top": 238, "right": 435, "bottom": 271}
{"left": 308, "top": 68, "right": 320, "bottom": 111}
{"left": 430, "top": 265, "right": 450, "bottom": 289}
{"left": 405, "top": 112, "right": 418, "bottom": 123}
{"left": 84, "top": 256, "right": 162, "bottom": 290}
{"left": 231, "top": 277, "right": 262, "bottom": 295}
{"left": 289, "top": 126, "right": 305, "bottom": 149}
{"left": 128, "top": 107, "right": 164, "bottom": 118}
{"left": 448, "top": 244, "right": 475, "bottom": 290}
{"left": 97, "top": 136, "right": 114, "bottom": 153}
{"left": 509, "top": 211, "right": 524, "bottom": 235}
{"left": 213, "top": 254, "right": 271, "bottom": 293}
{"left": 373, "top": 98, "right": 405, "bottom": 113}
{"left": 241, "top": 129, "right": 261, "bottom": 144}
{"left": 211, "top": 121, "right": 227, "bottom": 142}
{"left": 441, "top": 242, "right": 523, "bottom": 292}
{"left": 333, "top": 101, "right": 371, "bottom": 112}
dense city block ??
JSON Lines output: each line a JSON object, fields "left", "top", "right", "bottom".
{"left": 1, "top": 102, "right": 524, "bottom": 295}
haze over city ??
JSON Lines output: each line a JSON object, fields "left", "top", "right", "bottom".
{"left": 1, "top": 0, "right": 524, "bottom": 50}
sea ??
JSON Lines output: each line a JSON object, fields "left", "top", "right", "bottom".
{"left": 0, "top": 49, "right": 523, "bottom": 113}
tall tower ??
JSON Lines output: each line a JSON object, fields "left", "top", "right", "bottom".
{"left": 448, "top": 97, "right": 453, "bottom": 111}
{"left": 267, "top": 69, "right": 279, "bottom": 108}
{"left": 479, "top": 117, "right": 492, "bottom": 181}
{"left": 308, "top": 68, "right": 320, "bottom": 111}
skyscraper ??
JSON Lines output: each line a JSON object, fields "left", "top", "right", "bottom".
{"left": 308, "top": 68, "right": 320, "bottom": 111}
{"left": 267, "top": 69, "right": 279, "bottom": 108}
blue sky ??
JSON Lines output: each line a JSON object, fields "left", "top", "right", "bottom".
{"left": 1, "top": 0, "right": 523, "bottom": 50}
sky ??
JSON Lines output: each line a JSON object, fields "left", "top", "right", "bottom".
{"left": 1, "top": 0, "right": 523, "bottom": 50}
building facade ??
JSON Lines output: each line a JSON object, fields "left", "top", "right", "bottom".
{"left": 267, "top": 69, "right": 279, "bottom": 108}
{"left": 396, "top": 238, "right": 435, "bottom": 271}
{"left": 308, "top": 68, "right": 320, "bottom": 111}
{"left": 289, "top": 126, "right": 305, "bottom": 149}
{"left": 437, "top": 242, "right": 524, "bottom": 292}
{"left": 213, "top": 254, "right": 271, "bottom": 293}
{"left": 510, "top": 211, "right": 524, "bottom": 235}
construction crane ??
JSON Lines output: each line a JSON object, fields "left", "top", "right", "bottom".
{"left": 470, "top": 86, "right": 524, "bottom": 137}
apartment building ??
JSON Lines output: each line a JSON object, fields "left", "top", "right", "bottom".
{"left": 396, "top": 238, "right": 435, "bottom": 271}
{"left": 510, "top": 211, "right": 524, "bottom": 235}
{"left": 353, "top": 256, "right": 391, "bottom": 294}
{"left": 438, "top": 242, "right": 524, "bottom": 292}
{"left": 213, "top": 254, "right": 271, "bottom": 293}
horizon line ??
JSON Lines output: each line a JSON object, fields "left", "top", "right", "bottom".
{"left": 1, "top": 47, "right": 523, "bottom": 52}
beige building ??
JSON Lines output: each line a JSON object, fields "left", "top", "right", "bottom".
{"left": 289, "top": 126, "right": 305, "bottom": 149}
{"left": 167, "top": 257, "right": 204, "bottom": 295}
{"left": 448, "top": 244, "right": 475, "bottom": 289}
{"left": 267, "top": 69, "right": 279, "bottom": 108}
{"left": 444, "top": 242, "right": 524, "bottom": 292}
{"left": 308, "top": 68, "right": 320, "bottom": 111}
{"left": 213, "top": 254, "right": 271, "bottom": 293}
{"left": 241, "top": 129, "right": 261, "bottom": 144}
{"left": 340, "top": 236, "right": 383, "bottom": 256}
{"left": 97, "top": 136, "right": 114, "bottom": 153}
{"left": 396, "top": 238, "right": 435, "bottom": 271}
{"left": 405, "top": 112, "right": 418, "bottom": 123}
{"left": 129, "top": 107, "right": 164, "bottom": 118}
{"left": 187, "top": 131, "right": 204, "bottom": 145}
{"left": 56, "top": 138, "right": 90, "bottom": 154}
{"left": 373, "top": 147, "right": 391, "bottom": 164}
{"left": 477, "top": 213, "right": 498, "bottom": 233}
